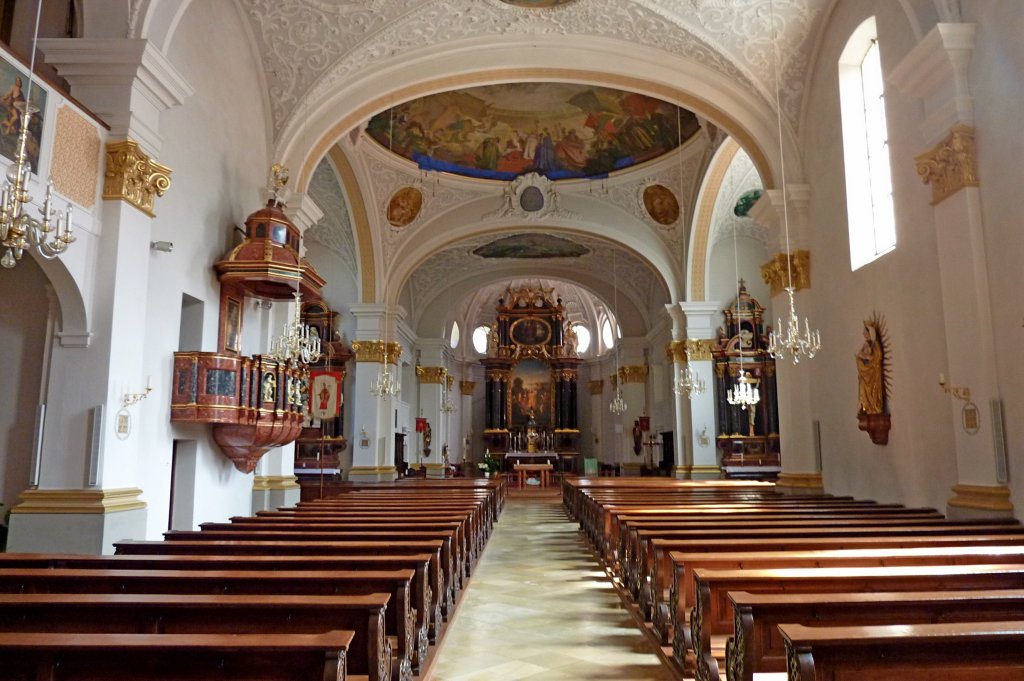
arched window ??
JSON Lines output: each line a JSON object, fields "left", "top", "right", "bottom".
{"left": 839, "top": 17, "right": 896, "bottom": 270}
{"left": 472, "top": 325, "right": 489, "bottom": 354}
{"left": 573, "top": 323, "right": 591, "bottom": 354}
{"left": 449, "top": 321, "right": 460, "bottom": 349}
{"left": 601, "top": 319, "right": 615, "bottom": 350}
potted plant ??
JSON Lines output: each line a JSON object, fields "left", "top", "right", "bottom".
{"left": 477, "top": 451, "right": 501, "bottom": 478}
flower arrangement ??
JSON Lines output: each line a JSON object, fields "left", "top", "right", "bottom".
{"left": 477, "top": 450, "right": 501, "bottom": 475}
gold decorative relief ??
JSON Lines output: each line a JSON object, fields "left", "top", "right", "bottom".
{"left": 588, "top": 379, "right": 604, "bottom": 395}
{"left": 684, "top": 339, "right": 715, "bottom": 362}
{"left": 51, "top": 106, "right": 100, "bottom": 208}
{"left": 761, "top": 250, "right": 811, "bottom": 297}
{"left": 416, "top": 366, "right": 448, "bottom": 384}
{"left": 459, "top": 380, "right": 476, "bottom": 395}
{"left": 351, "top": 340, "right": 401, "bottom": 364}
{"left": 102, "top": 140, "right": 172, "bottom": 217}
{"left": 666, "top": 340, "right": 687, "bottom": 363}
{"left": 618, "top": 365, "right": 649, "bottom": 384}
{"left": 915, "top": 124, "right": 979, "bottom": 205}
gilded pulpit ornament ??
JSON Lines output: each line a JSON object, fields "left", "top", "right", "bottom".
{"left": 855, "top": 312, "right": 892, "bottom": 445}
{"left": 914, "top": 124, "right": 979, "bottom": 205}
{"left": 102, "top": 140, "right": 172, "bottom": 217}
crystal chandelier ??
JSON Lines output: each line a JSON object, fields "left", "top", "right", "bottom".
{"left": 369, "top": 344, "right": 400, "bottom": 399}
{"left": 767, "top": 287, "right": 820, "bottom": 363}
{"left": 673, "top": 349, "right": 706, "bottom": 399}
{"left": 608, "top": 248, "right": 627, "bottom": 415}
{"left": 609, "top": 385, "right": 627, "bottom": 415}
{"left": 440, "top": 385, "right": 456, "bottom": 415}
{"left": 727, "top": 370, "right": 760, "bottom": 410}
{"left": 1, "top": 1, "right": 74, "bottom": 269}
{"left": 270, "top": 292, "right": 321, "bottom": 364}
{"left": 765, "top": 0, "right": 820, "bottom": 363}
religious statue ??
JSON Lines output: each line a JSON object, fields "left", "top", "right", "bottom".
{"left": 525, "top": 408, "right": 540, "bottom": 453}
{"left": 261, "top": 373, "right": 276, "bottom": 404}
{"left": 486, "top": 321, "right": 499, "bottom": 356}
{"left": 855, "top": 314, "right": 892, "bottom": 445}
{"left": 632, "top": 419, "right": 643, "bottom": 456}
{"left": 856, "top": 322, "right": 884, "bottom": 415}
{"left": 563, "top": 321, "right": 578, "bottom": 357}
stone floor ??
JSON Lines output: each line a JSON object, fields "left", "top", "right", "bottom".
{"left": 426, "top": 490, "right": 676, "bottom": 680}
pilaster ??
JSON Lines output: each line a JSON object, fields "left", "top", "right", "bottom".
{"left": 678, "top": 302, "right": 722, "bottom": 479}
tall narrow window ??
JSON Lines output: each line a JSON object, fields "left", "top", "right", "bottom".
{"left": 839, "top": 17, "right": 896, "bottom": 270}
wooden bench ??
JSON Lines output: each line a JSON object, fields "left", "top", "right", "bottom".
{"left": 0, "top": 552, "right": 433, "bottom": 674}
{"left": 689, "top": 564, "right": 1024, "bottom": 681}
{"left": 779, "top": 620, "right": 1024, "bottom": 681}
{"left": 728, "top": 588, "right": 1024, "bottom": 681}
{"left": 0, "top": 567, "right": 415, "bottom": 681}
{"left": 0, "top": 630, "right": 355, "bottom": 681}
{"left": 0, "top": 592, "right": 390, "bottom": 681}
{"left": 121, "top": 536, "right": 451, "bottom": 633}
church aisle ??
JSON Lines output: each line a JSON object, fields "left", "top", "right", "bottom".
{"left": 427, "top": 491, "right": 676, "bottom": 680}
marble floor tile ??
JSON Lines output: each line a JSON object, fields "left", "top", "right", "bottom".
{"left": 427, "top": 493, "right": 676, "bottom": 680}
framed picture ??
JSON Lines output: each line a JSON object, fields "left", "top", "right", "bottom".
{"left": 223, "top": 297, "right": 241, "bottom": 353}
{"left": 509, "top": 358, "right": 553, "bottom": 428}
{"left": 510, "top": 317, "right": 551, "bottom": 346}
{"left": 309, "top": 370, "right": 343, "bottom": 420}
{"left": 0, "top": 52, "right": 47, "bottom": 173}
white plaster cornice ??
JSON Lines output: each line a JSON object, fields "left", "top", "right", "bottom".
{"left": 38, "top": 38, "right": 194, "bottom": 156}
{"left": 678, "top": 301, "right": 722, "bottom": 340}
{"left": 888, "top": 23, "right": 976, "bottom": 145}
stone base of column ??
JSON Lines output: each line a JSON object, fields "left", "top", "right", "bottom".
{"left": 774, "top": 472, "right": 825, "bottom": 495}
{"left": 348, "top": 466, "right": 398, "bottom": 483}
{"left": 690, "top": 464, "right": 721, "bottom": 480}
{"left": 6, "top": 488, "right": 147, "bottom": 554}
{"left": 252, "top": 475, "right": 301, "bottom": 512}
{"left": 946, "top": 484, "right": 1014, "bottom": 520}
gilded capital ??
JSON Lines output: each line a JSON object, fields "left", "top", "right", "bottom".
{"left": 915, "top": 124, "right": 979, "bottom": 205}
{"left": 685, "top": 339, "right": 715, "bottom": 362}
{"left": 102, "top": 140, "right": 172, "bottom": 217}
{"left": 588, "top": 379, "right": 604, "bottom": 395}
{"left": 351, "top": 340, "right": 401, "bottom": 364}
{"left": 618, "top": 365, "right": 649, "bottom": 384}
{"left": 446, "top": 375, "right": 455, "bottom": 391}
{"left": 666, "top": 340, "right": 686, "bottom": 363}
{"left": 459, "top": 380, "right": 476, "bottom": 395}
{"left": 416, "top": 366, "right": 447, "bottom": 384}
{"left": 761, "top": 250, "right": 810, "bottom": 297}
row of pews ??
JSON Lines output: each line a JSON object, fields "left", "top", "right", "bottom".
{"left": 563, "top": 477, "right": 1024, "bottom": 681}
{"left": 0, "top": 478, "right": 506, "bottom": 681}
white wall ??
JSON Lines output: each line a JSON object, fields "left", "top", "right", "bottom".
{"left": 801, "top": 0, "right": 960, "bottom": 509}
{"left": 134, "top": 0, "right": 272, "bottom": 536}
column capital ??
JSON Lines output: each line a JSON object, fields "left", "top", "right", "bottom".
{"left": 618, "top": 365, "right": 649, "bottom": 384}
{"left": 459, "top": 380, "right": 476, "bottom": 396}
{"left": 761, "top": 250, "right": 811, "bottom": 297}
{"left": 678, "top": 301, "right": 722, "bottom": 340}
{"left": 914, "top": 124, "right": 979, "bottom": 205}
{"left": 351, "top": 340, "right": 401, "bottom": 364}
{"left": 588, "top": 379, "right": 604, "bottom": 395}
{"left": 102, "top": 140, "right": 172, "bottom": 217}
{"left": 39, "top": 38, "right": 193, "bottom": 156}
{"left": 416, "top": 366, "right": 447, "bottom": 384}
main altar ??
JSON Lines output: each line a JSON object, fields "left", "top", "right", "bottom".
{"left": 480, "top": 285, "right": 581, "bottom": 471}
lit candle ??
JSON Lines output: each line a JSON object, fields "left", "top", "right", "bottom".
{"left": 939, "top": 373, "right": 946, "bottom": 386}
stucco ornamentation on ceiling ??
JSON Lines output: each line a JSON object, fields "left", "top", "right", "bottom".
{"left": 709, "top": 148, "right": 772, "bottom": 251}
{"left": 305, "top": 158, "right": 357, "bottom": 274}
{"left": 241, "top": 0, "right": 820, "bottom": 141}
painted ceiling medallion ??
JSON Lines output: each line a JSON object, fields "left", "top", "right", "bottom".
{"left": 473, "top": 234, "right": 589, "bottom": 259}
{"left": 499, "top": 0, "right": 577, "bottom": 6}
{"left": 386, "top": 186, "right": 423, "bottom": 227}
{"left": 642, "top": 184, "right": 679, "bottom": 225}
{"left": 367, "top": 82, "right": 699, "bottom": 181}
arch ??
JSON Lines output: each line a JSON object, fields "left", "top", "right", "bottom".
{"left": 326, "top": 145, "right": 375, "bottom": 303}
{"left": 31, "top": 251, "right": 90, "bottom": 347}
{"left": 282, "top": 36, "right": 797, "bottom": 194}
{"left": 688, "top": 138, "right": 741, "bottom": 302}
{"left": 138, "top": 0, "right": 195, "bottom": 53}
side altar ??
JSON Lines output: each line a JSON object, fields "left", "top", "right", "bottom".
{"left": 480, "top": 285, "right": 581, "bottom": 462}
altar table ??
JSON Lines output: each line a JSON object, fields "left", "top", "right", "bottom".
{"left": 513, "top": 463, "right": 553, "bottom": 488}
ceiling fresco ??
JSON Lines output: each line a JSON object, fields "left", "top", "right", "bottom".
{"left": 473, "top": 234, "right": 590, "bottom": 259}
{"left": 498, "top": 0, "right": 577, "bottom": 6}
{"left": 366, "top": 83, "right": 700, "bottom": 181}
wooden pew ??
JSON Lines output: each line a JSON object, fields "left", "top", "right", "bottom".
{"left": 0, "top": 567, "right": 415, "bottom": 681}
{"left": 728, "top": 588, "right": 1024, "bottom": 681}
{"left": 0, "top": 630, "right": 355, "bottom": 681}
{"left": 0, "top": 592, "right": 390, "bottom": 681}
{"left": 779, "top": 621, "right": 1024, "bottom": 681}
{"left": 117, "top": 538, "right": 448, "bottom": 637}
{"left": 689, "top": 564, "right": 1024, "bottom": 681}
{"left": 646, "top": 532, "right": 1024, "bottom": 646}
{"left": 0, "top": 552, "right": 433, "bottom": 673}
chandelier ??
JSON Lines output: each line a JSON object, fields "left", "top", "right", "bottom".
{"left": 608, "top": 248, "right": 627, "bottom": 415}
{"left": 609, "top": 387, "right": 627, "bottom": 415}
{"left": 440, "top": 385, "right": 456, "bottom": 414}
{"left": 369, "top": 345, "right": 400, "bottom": 399}
{"left": 673, "top": 349, "right": 706, "bottom": 399}
{"left": 727, "top": 370, "right": 760, "bottom": 410}
{"left": 767, "top": 287, "right": 820, "bottom": 363}
{"left": 1, "top": 0, "right": 74, "bottom": 269}
{"left": 270, "top": 292, "right": 321, "bottom": 364}
{"left": 765, "top": 0, "right": 820, "bottom": 364}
